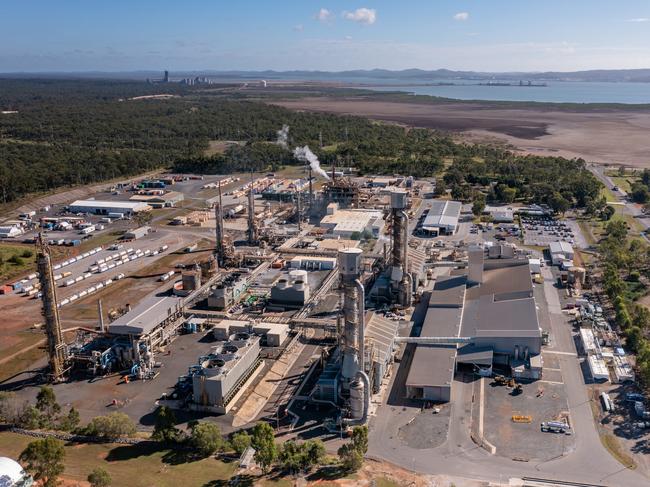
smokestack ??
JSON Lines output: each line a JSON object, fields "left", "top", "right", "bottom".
{"left": 390, "top": 190, "right": 412, "bottom": 307}
{"left": 296, "top": 190, "right": 302, "bottom": 232}
{"left": 247, "top": 172, "right": 258, "bottom": 244}
{"left": 215, "top": 180, "right": 224, "bottom": 266}
{"left": 36, "top": 234, "right": 66, "bottom": 382}
{"left": 98, "top": 299, "right": 105, "bottom": 334}
{"left": 338, "top": 248, "right": 364, "bottom": 384}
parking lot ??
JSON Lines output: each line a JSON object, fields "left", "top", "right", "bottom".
{"left": 522, "top": 216, "right": 576, "bottom": 247}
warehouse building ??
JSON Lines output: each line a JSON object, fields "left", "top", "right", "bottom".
{"left": 420, "top": 200, "right": 462, "bottom": 235}
{"left": 405, "top": 247, "right": 542, "bottom": 402}
{"left": 124, "top": 226, "right": 150, "bottom": 240}
{"left": 320, "top": 204, "right": 384, "bottom": 238}
{"left": 130, "top": 191, "right": 185, "bottom": 208}
{"left": 68, "top": 200, "right": 151, "bottom": 216}
{"left": 549, "top": 241, "right": 574, "bottom": 266}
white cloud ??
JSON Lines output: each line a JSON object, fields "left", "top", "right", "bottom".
{"left": 343, "top": 8, "right": 377, "bottom": 25}
{"left": 316, "top": 8, "right": 332, "bottom": 22}
{"left": 453, "top": 12, "right": 469, "bottom": 21}
{"left": 627, "top": 17, "right": 649, "bottom": 22}
{"left": 293, "top": 24, "right": 304, "bottom": 32}
{"left": 344, "top": 35, "right": 353, "bottom": 41}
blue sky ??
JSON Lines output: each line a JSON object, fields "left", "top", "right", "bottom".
{"left": 1, "top": 0, "right": 649, "bottom": 72}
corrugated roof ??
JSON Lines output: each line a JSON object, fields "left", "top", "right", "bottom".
{"left": 422, "top": 200, "right": 462, "bottom": 230}
{"left": 406, "top": 345, "right": 456, "bottom": 388}
{"left": 428, "top": 275, "right": 466, "bottom": 308}
{"left": 109, "top": 294, "right": 183, "bottom": 335}
{"left": 364, "top": 312, "right": 399, "bottom": 365}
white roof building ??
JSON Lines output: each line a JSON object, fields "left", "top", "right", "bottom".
{"left": 549, "top": 241, "right": 574, "bottom": 265}
{"left": 422, "top": 200, "right": 462, "bottom": 235}
{"left": 0, "top": 225, "right": 24, "bottom": 238}
{"left": 320, "top": 207, "right": 384, "bottom": 238}
{"left": 68, "top": 199, "right": 151, "bottom": 215}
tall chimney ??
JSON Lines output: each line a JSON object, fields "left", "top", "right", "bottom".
{"left": 98, "top": 299, "right": 105, "bottom": 334}
{"left": 247, "top": 172, "right": 258, "bottom": 244}
{"left": 214, "top": 180, "right": 224, "bottom": 266}
{"left": 36, "top": 234, "right": 66, "bottom": 382}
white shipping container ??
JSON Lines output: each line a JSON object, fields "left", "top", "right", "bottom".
{"left": 87, "top": 286, "right": 96, "bottom": 293}
{"left": 95, "top": 283, "right": 104, "bottom": 289}
{"left": 54, "top": 274, "right": 63, "bottom": 281}
{"left": 83, "top": 272, "right": 92, "bottom": 278}
{"left": 60, "top": 298, "right": 70, "bottom": 306}
{"left": 27, "top": 273, "right": 38, "bottom": 280}
{"left": 104, "top": 279, "right": 113, "bottom": 285}
{"left": 53, "top": 264, "right": 61, "bottom": 270}
{"left": 69, "top": 294, "right": 78, "bottom": 302}
{"left": 74, "top": 276, "right": 83, "bottom": 283}
{"left": 79, "top": 290, "right": 88, "bottom": 297}
{"left": 64, "top": 279, "right": 74, "bottom": 287}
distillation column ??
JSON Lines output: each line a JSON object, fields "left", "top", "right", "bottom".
{"left": 37, "top": 235, "right": 67, "bottom": 382}
{"left": 247, "top": 173, "right": 258, "bottom": 244}
{"left": 214, "top": 180, "right": 225, "bottom": 266}
{"left": 390, "top": 190, "right": 412, "bottom": 307}
{"left": 338, "top": 247, "right": 370, "bottom": 424}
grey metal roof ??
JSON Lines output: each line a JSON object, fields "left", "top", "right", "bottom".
{"left": 364, "top": 312, "right": 399, "bottom": 366}
{"left": 422, "top": 200, "right": 462, "bottom": 230}
{"left": 427, "top": 275, "right": 466, "bottom": 308}
{"left": 456, "top": 346, "right": 494, "bottom": 365}
{"left": 109, "top": 294, "right": 183, "bottom": 335}
{"left": 406, "top": 345, "right": 456, "bottom": 388}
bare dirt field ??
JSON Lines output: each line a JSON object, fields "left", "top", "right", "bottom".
{"left": 272, "top": 97, "right": 650, "bottom": 168}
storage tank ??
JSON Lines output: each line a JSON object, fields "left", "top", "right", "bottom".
{"left": 349, "top": 379, "right": 365, "bottom": 420}
{"left": 338, "top": 248, "right": 363, "bottom": 279}
{"left": 390, "top": 189, "right": 408, "bottom": 210}
{"left": 289, "top": 269, "right": 308, "bottom": 285}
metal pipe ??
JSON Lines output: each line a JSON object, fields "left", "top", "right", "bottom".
{"left": 394, "top": 336, "right": 472, "bottom": 344}
{"left": 354, "top": 279, "right": 365, "bottom": 373}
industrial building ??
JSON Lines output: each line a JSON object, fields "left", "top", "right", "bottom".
{"left": 124, "top": 226, "right": 150, "bottom": 240}
{"left": 484, "top": 205, "right": 515, "bottom": 223}
{"left": 270, "top": 270, "right": 310, "bottom": 307}
{"left": 68, "top": 200, "right": 151, "bottom": 216}
{"left": 0, "top": 225, "right": 24, "bottom": 238}
{"left": 208, "top": 272, "right": 249, "bottom": 310}
{"left": 320, "top": 204, "right": 384, "bottom": 238}
{"left": 420, "top": 200, "right": 462, "bottom": 235}
{"left": 405, "top": 246, "right": 543, "bottom": 402}
{"left": 549, "top": 241, "right": 575, "bottom": 266}
{"left": 190, "top": 333, "right": 261, "bottom": 413}
{"left": 288, "top": 256, "right": 337, "bottom": 271}
{"left": 211, "top": 319, "right": 289, "bottom": 347}
{"left": 130, "top": 191, "right": 185, "bottom": 208}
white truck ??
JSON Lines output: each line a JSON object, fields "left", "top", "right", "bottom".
{"left": 540, "top": 421, "right": 571, "bottom": 434}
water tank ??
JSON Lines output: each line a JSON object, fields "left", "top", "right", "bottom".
{"left": 349, "top": 379, "right": 365, "bottom": 420}
{"left": 390, "top": 190, "right": 408, "bottom": 210}
{"left": 289, "top": 269, "right": 308, "bottom": 285}
{"left": 338, "top": 248, "right": 363, "bottom": 278}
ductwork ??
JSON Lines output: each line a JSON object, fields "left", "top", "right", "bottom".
{"left": 342, "top": 370, "right": 370, "bottom": 426}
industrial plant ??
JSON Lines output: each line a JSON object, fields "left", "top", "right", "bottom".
{"left": 4, "top": 148, "right": 582, "bottom": 455}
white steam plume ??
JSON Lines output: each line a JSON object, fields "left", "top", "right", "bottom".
{"left": 276, "top": 124, "right": 290, "bottom": 149}
{"left": 293, "top": 145, "right": 330, "bottom": 180}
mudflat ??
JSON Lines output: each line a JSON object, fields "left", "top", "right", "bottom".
{"left": 272, "top": 97, "right": 650, "bottom": 167}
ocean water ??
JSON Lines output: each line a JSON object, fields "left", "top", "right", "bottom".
{"left": 357, "top": 79, "right": 650, "bottom": 104}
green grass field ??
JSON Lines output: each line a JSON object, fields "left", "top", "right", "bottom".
{"left": 0, "top": 243, "right": 38, "bottom": 282}
{"left": 0, "top": 432, "right": 237, "bottom": 487}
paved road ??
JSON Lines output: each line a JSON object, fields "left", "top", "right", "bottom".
{"left": 589, "top": 164, "right": 650, "bottom": 231}
{"left": 369, "top": 264, "right": 647, "bottom": 487}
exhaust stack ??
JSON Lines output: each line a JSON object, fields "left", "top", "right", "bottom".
{"left": 37, "top": 234, "right": 67, "bottom": 382}
{"left": 390, "top": 190, "right": 412, "bottom": 307}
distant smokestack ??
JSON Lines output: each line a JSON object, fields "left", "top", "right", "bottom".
{"left": 98, "top": 299, "right": 105, "bottom": 334}
{"left": 215, "top": 180, "right": 224, "bottom": 266}
{"left": 293, "top": 145, "right": 330, "bottom": 181}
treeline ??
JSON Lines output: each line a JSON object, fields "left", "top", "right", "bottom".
{"left": 440, "top": 154, "right": 601, "bottom": 210}
{"left": 1, "top": 78, "right": 599, "bottom": 207}
{"left": 599, "top": 221, "right": 650, "bottom": 384}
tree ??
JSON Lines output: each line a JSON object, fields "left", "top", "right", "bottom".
{"left": 471, "top": 194, "right": 486, "bottom": 217}
{"left": 35, "top": 386, "right": 61, "bottom": 426}
{"left": 19, "top": 405, "right": 42, "bottom": 430}
{"left": 85, "top": 412, "right": 136, "bottom": 440}
{"left": 19, "top": 437, "right": 65, "bottom": 487}
{"left": 337, "top": 443, "right": 363, "bottom": 472}
{"left": 350, "top": 231, "right": 361, "bottom": 241}
{"left": 189, "top": 421, "right": 225, "bottom": 457}
{"left": 58, "top": 407, "right": 80, "bottom": 432}
{"left": 351, "top": 426, "right": 368, "bottom": 454}
{"left": 8, "top": 255, "right": 24, "bottom": 266}
{"left": 549, "top": 192, "right": 570, "bottom": 215}
{"left": 88, "top": 467, "right": 112, "bottom": 487}
{"left": 601, "top": 205, "right": 615, "bottom": 221}
{"left": 433, "top": 179, "right": 447, "bottom": 197}
{"left": 152, "top": 406, "right": 180, "bottom": 443}
{"left": 231, "top": 431, "right": 252, "bottom": 455}
{"left": 300, "top": 440, "right": 326, "bottom": 472}
{"left": 251, "top": 422, "right": 277, "bottom": 473}
{"left": 278, "top": 441, "right": 302, "bottom": 474}
{"left": 606, "top": 220, "right": 628, "bottom": 241}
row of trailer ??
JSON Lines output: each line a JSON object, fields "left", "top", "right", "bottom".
{"left": 58, "top": 273, "right": 126, "bottom": 308}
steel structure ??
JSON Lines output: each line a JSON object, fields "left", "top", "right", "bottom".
{"left": 37, "top": 234, "right": 67, "bottom": 381}
{"left": 390, "top": 191, "right": 413, "bottom": 307}
{"left": 247, "top": 172, "right": 258, "bottom": 244}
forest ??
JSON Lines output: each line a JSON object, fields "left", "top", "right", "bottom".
{"left": 0, "top": 78, "right": 600, "bottom": 208}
